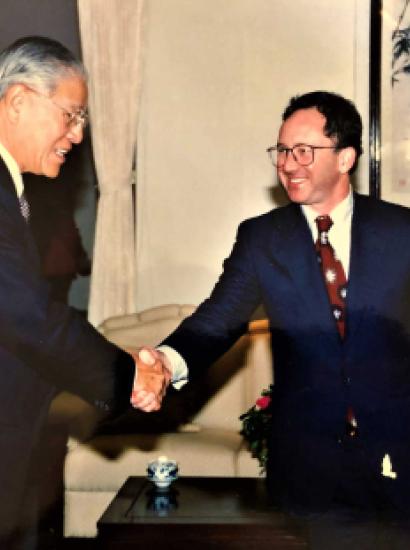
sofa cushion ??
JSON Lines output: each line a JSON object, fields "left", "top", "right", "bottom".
{"left": 64, "top": 490, "right": 115, "bottom": 538}
{"left": 65, "top": 429, "right": 242, "bottom": 492}
{"left": 99, "top": 304, "right": 196, "bottom": 336}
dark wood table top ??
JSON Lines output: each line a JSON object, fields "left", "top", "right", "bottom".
{"left": 97, "top": 476, "right": 308, "bottom": 549}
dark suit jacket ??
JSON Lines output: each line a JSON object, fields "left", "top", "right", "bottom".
{"left": 163, "top": 192, "right": 410, "bottom": 512}
{"left": 0, "top": 158, "right": 134, "bottom": 538}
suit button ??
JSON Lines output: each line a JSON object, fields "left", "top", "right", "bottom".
{"left": 343, "top": 376, "right": 351, "bottom": 385}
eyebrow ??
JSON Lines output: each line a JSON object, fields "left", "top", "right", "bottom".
{"left": 275, "top": 142, "right": 306, "bottom": 147}
{"left": 59, "top": 99, "right": 87, "bottom": 110}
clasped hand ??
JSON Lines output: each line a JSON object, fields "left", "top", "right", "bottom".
{"left": 129, "top": 347, "right": 171, "bottom": 412}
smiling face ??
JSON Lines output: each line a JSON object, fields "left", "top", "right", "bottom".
{"left": 12, "top": 74, "right": 88, "bottom": 178}
{"left": 277, "top": 108, "right": 353, "bottom": 214}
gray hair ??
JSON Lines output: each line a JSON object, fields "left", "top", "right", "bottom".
{"left": 0, "top": 36, "right": 86, "bottom": 99}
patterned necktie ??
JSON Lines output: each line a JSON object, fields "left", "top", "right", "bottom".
{"left": 315, "top": 215, "right": 357, "bottom": 435}
{"left": 315, "top": 215, "right": 347, "bottom": 338}
{"left": 19, "top": 193, "right": 30, "bottom": 223}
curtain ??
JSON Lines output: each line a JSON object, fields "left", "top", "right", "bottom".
{"left": 77, "top": 0, "right": 146, "bottom": 327}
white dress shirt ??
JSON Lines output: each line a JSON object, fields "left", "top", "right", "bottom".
{"left": 0, "top": 141, "right": 24, "bottom": 198}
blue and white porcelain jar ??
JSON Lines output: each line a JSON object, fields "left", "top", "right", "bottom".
{"left": 147, "top": 456, "right": 179, "bottom": 489}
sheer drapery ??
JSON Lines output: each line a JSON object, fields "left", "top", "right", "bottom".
{"left": 77, "top": 0, "right": 145, "bottom": 326}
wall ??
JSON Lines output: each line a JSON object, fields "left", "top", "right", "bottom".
{"left": 135, "top": 0, "right": 371, "bottom": 311}
{"left": 380, "top": 0, "right": 410, "bottom": 207}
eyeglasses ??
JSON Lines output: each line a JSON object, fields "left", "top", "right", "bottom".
{"left": 266, "top": 144, "right": 337, "bottom": 167}
{"left": 27, "top": 87, "right": 88, "bottom": 129}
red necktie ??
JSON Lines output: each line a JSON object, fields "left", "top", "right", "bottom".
{"left": 315, "top": 215, "right": 347, "bottom": 338}
{"left": 315, "top": 216, "right": 357, "bottom": 435}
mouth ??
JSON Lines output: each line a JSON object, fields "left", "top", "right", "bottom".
{"left": 286, "top": 177, "right": 307, "bottom": 186}
{"left": 55, "top": 147, "right": 70, "bottom": 161}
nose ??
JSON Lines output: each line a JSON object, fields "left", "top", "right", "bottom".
{"left": 281, "top": 149, "right": 299, "bottom": 172}
{"left": 67, "top": 122, "right": 84, "bottom": 144}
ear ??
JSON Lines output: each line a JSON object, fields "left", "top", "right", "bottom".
{"left": 338, "top": 147, "right": 356, "bottom": 174}
{"left": 3, "top": 84, "right": 27, "bottom": 124}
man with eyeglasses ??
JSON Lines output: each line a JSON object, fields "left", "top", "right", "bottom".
{"left": 136, "top": 90, "right": 410, "bottom": 523}
{"left": 0, "top": 36, "right": 170, "bottom": 547}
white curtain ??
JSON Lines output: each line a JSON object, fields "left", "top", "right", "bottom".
{"left": 77, "top": 0, "right": 146, "bottom": 327}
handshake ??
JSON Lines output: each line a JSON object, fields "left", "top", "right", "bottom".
{"left": 128, "top": 348, "right": 172, "bottom": 412}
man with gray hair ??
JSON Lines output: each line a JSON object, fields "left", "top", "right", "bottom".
{"left": 0, "top": 36, "right": 169, "bottom": 547}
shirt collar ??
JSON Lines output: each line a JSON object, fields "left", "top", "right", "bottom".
{"left": 301, "top": 187, "right": 353, "bottom": 232}
{"left": 0, "top": 141, "right": 24, "bottom": 198}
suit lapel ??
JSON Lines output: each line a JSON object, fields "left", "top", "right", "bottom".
{"left": 268, "top": 204, "right": 342, "bottom": 343}
{"left": 346, "top": 194, "right": 387, "bottom": 340}
{"left": 0, "top": 157, "right": 40, "bottom": 266}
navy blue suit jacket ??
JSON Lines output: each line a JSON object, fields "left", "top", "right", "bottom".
{"left": 0, "top": 158, "right": 134, "bottom": 537}
{"left": 163, "top": 192, "right": 410, "bottom": 511}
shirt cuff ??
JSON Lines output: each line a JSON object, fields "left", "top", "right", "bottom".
{"left": 156, "top": 344, "right": 189, "bottom": 390}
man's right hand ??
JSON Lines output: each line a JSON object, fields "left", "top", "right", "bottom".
{"left": 129, "top": 348, "right": 172, "bottom": 412}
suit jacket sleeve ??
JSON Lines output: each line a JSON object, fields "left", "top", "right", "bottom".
{"left": 0, "top": 196, "right": 134, "bottom": 414}
{"left": 162, "top": 220, "right": 262, "bottom": 377}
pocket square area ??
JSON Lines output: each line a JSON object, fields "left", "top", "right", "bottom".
{"left": 382, "top": 453, "right": 397, "bottom": 479}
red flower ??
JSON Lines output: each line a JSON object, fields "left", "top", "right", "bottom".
{"left": 255, "top": 396, "right": 271, "bottom": 410}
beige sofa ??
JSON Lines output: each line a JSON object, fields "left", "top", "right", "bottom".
{"left": 50, "top": 304, "right": 272, "bottom": 538}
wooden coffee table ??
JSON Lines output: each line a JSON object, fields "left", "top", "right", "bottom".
{"left": 97, "top": 476, "right": 308, "bottom": 549}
